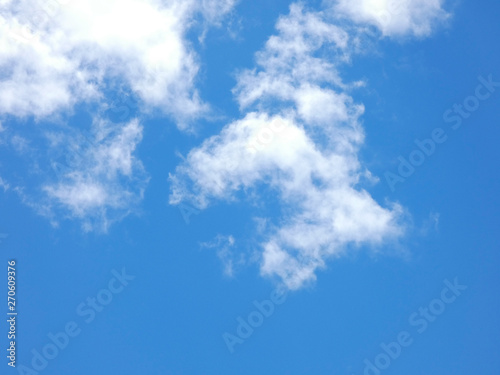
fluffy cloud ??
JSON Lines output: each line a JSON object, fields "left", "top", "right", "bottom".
{"left": 332, "top": 0, "right": 450, "bottom": 37}
{"left": 0, "top": 0, "right": 235, "bottom": 229}
{"left": 170, "top": 4, "right": 408, "bottom": 289}
{"left": 0, "top": 0, "right": 235, "bottom": 123}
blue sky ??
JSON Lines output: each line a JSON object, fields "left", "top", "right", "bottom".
{"left": 0, "top": 0, "right": 499, "bottom": 374}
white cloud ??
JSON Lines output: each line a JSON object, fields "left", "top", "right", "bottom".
{"left": 170, "top": 111, "right": 404, "bottom": 289}
{"left": 42, "top": 118, "right": 149, "bottom": 232}
{"left": 332, "top": 0, "right": 450, "bottom": 37}
{"left": 170, "top": 4, "right": 408, "bottom": 290}
{"left": 0, "top": 0, "right": 235, "bottom": 230}
{"left": 0, "top": 0, "right": 235, "bottom": 123}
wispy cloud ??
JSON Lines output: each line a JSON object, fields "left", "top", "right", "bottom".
{"left": 0, "top": 176, "right": 9, "bottom": 192}
{"left": 201, "top": 235, "right": 247, "bottom": 277}
{"left": 41, "top": 118, "right": 149, "bottom": 232}
{"left": 4, "top": 118, "right": 149, "bottom": 232}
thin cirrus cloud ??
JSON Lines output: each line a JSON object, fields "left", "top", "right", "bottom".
{"left": 0, "top": 0, "right": 235, "bottom": 230}
{"left": 169, "top": 1, "right": 450, "bottom": 289}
